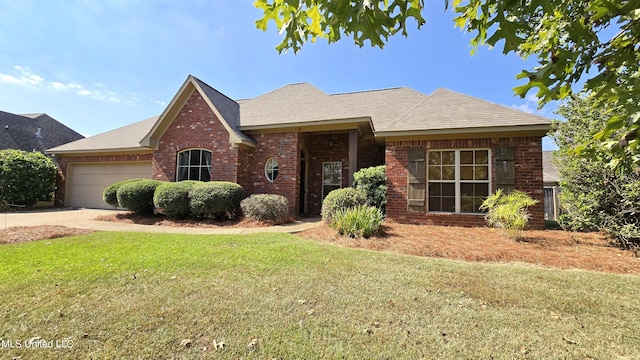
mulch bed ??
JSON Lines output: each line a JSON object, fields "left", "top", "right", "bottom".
{"left": 0, "top": 226, "right": 93, "bottom": 244}
{"left": 296, "top": 221, "right": 640, "bottom": 275}
{"left": 3, "top": 216, "right": 638, "bottom": 275}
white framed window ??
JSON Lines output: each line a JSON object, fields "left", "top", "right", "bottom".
{"left": 264, "top": 157, "right": 279, "bottom": 182}
{"left": 427, "top": 149, "right": 490, "bottom": 213}
{"left": 177, "top": 149, "right": 211, "bottom": 181}
{"left": 322, "top": 162, "right": 342, "bottom": 199}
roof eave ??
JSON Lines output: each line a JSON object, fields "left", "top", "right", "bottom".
{"left": 46, "top": 146, "right": 153, "bottom": 156}
{"left": 239, "top": 116, "right": 374, "bottom": 132}
{"left": 375, "top": 124, "right": 551, "bottom": 139}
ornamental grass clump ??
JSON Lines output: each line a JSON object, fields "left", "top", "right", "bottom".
{"left": 480, "top": 189, "right": 538, "bottom": 241}
{"left": 331, "top": 204, "right": 384, "bottom": 238}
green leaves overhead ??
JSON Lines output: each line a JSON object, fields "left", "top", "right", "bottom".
{"left": 254, "top": 0, "right": 640, "bottom": 164}
{"left": 254, "top": 0, "right": 426, "bottom": 53}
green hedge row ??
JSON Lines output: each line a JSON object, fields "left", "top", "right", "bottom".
{"left": 105, "top": 179, "right": 244, "bottom": 219}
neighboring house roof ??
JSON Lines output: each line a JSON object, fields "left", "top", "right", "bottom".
{"left": 0, "top": 110, "right": 83, "bottom": 153}
{"left": 543, "top": 151, "right": 560, "bottom": 184}
{"left": 47, "top": 116, "right": 158, "bottom": 154}
{"left": 48, "top": 75, "right": 553, "bottom": 155}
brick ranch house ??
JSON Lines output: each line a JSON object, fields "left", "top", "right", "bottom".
{"left": 47, "top": 75, "right": 551, "bottom": 228}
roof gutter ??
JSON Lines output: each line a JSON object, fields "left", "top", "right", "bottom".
{"left": 46, "top": 146, "right": 154, "bottom": 156}
{"left": 374, "top": 124, "right": 551, "bottom": 138}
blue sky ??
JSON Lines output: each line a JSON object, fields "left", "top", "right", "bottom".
{"left": 0, "top": 0, "right": 557, "bottom": 149}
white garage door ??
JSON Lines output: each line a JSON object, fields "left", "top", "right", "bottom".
{"left": 66, "top": 162, "right": 152, "bottom": 209}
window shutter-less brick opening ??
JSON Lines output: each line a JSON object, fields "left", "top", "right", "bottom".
{"left": 494, "top": 146, "right": 515, "bottom": 193}
{"left": 407, "top": 148, "right": 426, "bottom": 212}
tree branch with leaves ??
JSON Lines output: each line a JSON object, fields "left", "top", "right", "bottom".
{"left": 255, "top": 0, "right": 640, "bottom": 164}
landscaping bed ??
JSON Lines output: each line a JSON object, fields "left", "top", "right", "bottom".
{"left": 296, "top": 221, "right": 640, "bottom": 275}
{"left": 3, "top": 217, "right": 638, "bottom": 274}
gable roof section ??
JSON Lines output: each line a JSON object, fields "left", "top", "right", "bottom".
{"left": 141, "top": 75, "right": 254, "bottom": 148}
{"left": 47, "top": 116, "right": 158, "bottom": 154}
{"left": 1, "top": 110, "right": 83, "bottom": 153}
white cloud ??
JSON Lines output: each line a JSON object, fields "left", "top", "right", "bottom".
{"left": 0, "top": 73, "right": 23, "bottom": 84}
{"left": 1, "top": 65, "right": 166, "bottom": 109}
{"left": 50, "top": 82, "right": 83, "bottom": 90}
{"left": 511, "top": 103, "right": 536, "bottom": 114}
{"left": 28, "top": 74, "right": 44, "bottom": 85}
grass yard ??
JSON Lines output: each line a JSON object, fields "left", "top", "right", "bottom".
{"left": 1, "top": 231, "right": 639, "bottom": 359}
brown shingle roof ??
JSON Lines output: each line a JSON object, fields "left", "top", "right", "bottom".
{"left": 47, "top": 116, "right": 158, "bottom": 154}
{"left": 48, "top": 77, "right": 552, "bottom": 154}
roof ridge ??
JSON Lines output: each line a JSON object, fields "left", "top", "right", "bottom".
{"left": 329, "top": 86, "right": 406, "bottom": 96}
{"left": 190, "top": 75, "right": 238, "bottom": 105}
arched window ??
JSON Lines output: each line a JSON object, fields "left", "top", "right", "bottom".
{"left": 264, "top": 157, "right": 279, "bottom": 182}
{"left": 177, "top": 149, "right": 211, "bottom": 181}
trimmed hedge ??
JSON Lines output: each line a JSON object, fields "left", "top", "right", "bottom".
{"left": 103, "top": 178, "right": 146, "bottom": 207}
{"left": 321, "top": 187, "right": 367, "bottom": 224}
{"left": 353, "top": 165, "right": 387, "bottom": 211}
{"left": 0, "top": 149, "right": 57, "bottom": 207}
{"left": 116, "top": 180, "right": 163, "bottom": 214}
{"left": 241, "top": 194, "right": 289, "bottom": 222}
{"left": 189, "top": 182, "right": 244, "bottom": 219}
{"left": 153, "top": 181, "right": 198, "bottom": 219}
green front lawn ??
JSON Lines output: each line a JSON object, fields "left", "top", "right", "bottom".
{"left": 1, "top": 232, "right": 639, "bottom": 359}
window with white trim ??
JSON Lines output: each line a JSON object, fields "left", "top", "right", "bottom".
{"left": 264, "top": 157, "right": 279, "bottom": 182}
{"left": 322, "top": 162, "right": 342, "bottom": 199}
{"left": 177, "top": 149, "right": 211, "bottom": 181}
{"left": 427, "top": 149, "right": 490, "bottom": 213}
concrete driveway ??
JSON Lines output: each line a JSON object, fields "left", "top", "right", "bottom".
{"left": 1, "top": 208, "right": 321, "bottom": 235}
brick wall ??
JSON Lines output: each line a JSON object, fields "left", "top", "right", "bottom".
{"left": 53, "top": 153, "right": 153, "bottom": 206}
{"left": 152, "top": 90, "right": 238, "bottom": 182}
{"left": 237, "top": 132, "right": 300, "bottom": 214}
{"left": 385, "top": 136, "right": 545, "bottom": 229}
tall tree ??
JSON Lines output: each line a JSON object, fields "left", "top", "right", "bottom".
{"left": 255, "top": 0, "right": 640, "bottom": 163}
{"left": 552, "top": 95, "right": 639, "bottom": 248}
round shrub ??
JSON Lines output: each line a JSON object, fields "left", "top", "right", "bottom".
{"left": 189, "top": 182, "right": 244, "bottom": 219}
{"left": 0, "top": 149, "right": 57, "bottom": 207}
{"left": 353, "top": 165, "right": 387, "bottom": 210}
{"left": 321, "top": 187, "right": 367, "bottom": 224}
{"left": 103, "top": 178, "right": 145, "bottom": 208}
{"left": 153, "top": 181, "right": 198, "bottom": 218}
{"left": 116, "top": 179, "right": 162, "bottom": 214}
{"left": 241, "top": 194, "right": 289, "bottom": 222}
